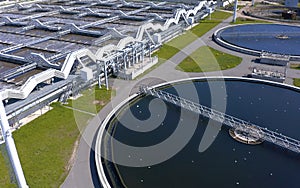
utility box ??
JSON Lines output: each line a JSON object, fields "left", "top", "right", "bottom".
{"left": 80, "top": 67, "right": 93, "bottom": 81}
{"left": 153, "top": 33, "right": 161, "bottom": 44}
{"left": 188, "top": 17, "right": 194, "bottom": 25}
{"left": 206, "top": 7, "right": 213, "bottom": 14}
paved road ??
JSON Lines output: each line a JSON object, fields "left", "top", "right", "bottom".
{"left": 61, "top": 13, "right": 300, "bottom": 188}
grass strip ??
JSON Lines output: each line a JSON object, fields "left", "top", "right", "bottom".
{"left": 176, "top": 46, "right": 242, "bottom": 72}
{"left": 290, "top": 64, "right": 300, "bottom": 71}
{"left": 293, "top": 78, "right": 300, "bottom": 87}
{"left": 136, "top": 11, "right": 233, "bottom": 78}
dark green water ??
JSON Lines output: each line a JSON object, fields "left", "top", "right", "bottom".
{"left": 103, "top": 79, "right": 300, "bottom": 188}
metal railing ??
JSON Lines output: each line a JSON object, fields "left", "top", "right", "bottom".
{"left": 140, "top": 86, "right": 300, "bottom": 153}
{"left": 0, "top": 63, "right": 37, "bottom": 81}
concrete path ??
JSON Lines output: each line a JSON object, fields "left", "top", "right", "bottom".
{"left": 61, "top": 13, "right": 300, "bottom": 188}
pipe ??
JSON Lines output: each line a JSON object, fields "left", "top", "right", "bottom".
{"left": 98, "top": 74, "right": 102, "bottom": 88}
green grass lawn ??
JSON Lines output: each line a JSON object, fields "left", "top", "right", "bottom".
{"left": 293, "top": 78, "right": 300, "bottom": 87}
{"left": 65, "top": 86, "right": 115, "bottom": 114}
{"left": 231, "top": 17, "right": 270, "bottom": 24}
{"left": 190, "top": 11, "right": 232, "bottom": 37}
{"left": 0, "top": 86, "right": 114, "bottom": 187}
{"left": 0, "top": 145, "right": 16, "bottom": 188}
{"left": 290, "top": 64, "right": 300, "bottom": 71}
{"left": 167, "top": 11, "right": 232, "bottom": 49}
{"left": 176, "top": 46, "right": 242, "bottom": 72}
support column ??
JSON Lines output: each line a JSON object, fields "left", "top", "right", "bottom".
{"left": 116, "top": 55, "right": 119, "bottom": 73}
{"left": 135, "top": 46, "right": 139, "bottom": 64}
{"left": 142, "top": 43, "right": 144, "bottom": 63}
{"left": 149, "top": 43, "right": 152, "bottom": 62}
{"left": 131, "top": 47, "right": 134, "bottom": 66}
{"left": 232, "top": 0, "right": 238, "bottom": 23}
{"left": 104, "top": 61, "right": 108, "bottom": 90}
{"left": 148, "top": 43, "right": 150, "bottom": 57}
{"left": 96, "top": 61, "right": 102, "bottom": 89}
{"left": 98, "top": 74, "right": 101, "bottom": 88}
{"left": 0, "top": 100, "right": 28, "bottom": 188}
{"left": 123, "top": 52, "right": 127, "bottom": 70}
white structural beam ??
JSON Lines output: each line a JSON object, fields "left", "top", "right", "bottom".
{"left": 0, "top": 100, "right": 28, "bottom": 188}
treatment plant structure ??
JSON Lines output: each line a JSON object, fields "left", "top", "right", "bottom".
{"left": 0, "top": 0, "right": 215, "bottom": 187}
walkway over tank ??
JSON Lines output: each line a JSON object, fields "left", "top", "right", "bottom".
{"left": 139, "top": 86, "right": 300, "bottom": 153}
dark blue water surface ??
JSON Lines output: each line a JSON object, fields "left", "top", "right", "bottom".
{"left": 220, "top": 24, "right": 300, "bottom": 55}
{"left": 103, "top": 79, "right": 300, "bottom": 188}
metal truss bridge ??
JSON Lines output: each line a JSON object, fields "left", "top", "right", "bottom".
{"left": 140, "top": 86, "right": 300, "bottom": 153}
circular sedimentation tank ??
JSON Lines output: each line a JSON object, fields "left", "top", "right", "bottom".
{"left": 213, "top": 24, "right": 300, "bottom": 57}
{"left": 96, "top": 77, "right": 300, "bottom": 188}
